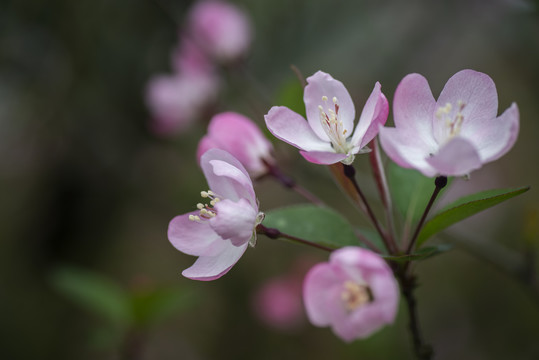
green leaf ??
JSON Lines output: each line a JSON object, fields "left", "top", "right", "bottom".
{"left": 383, "top": 244, "right": 453, "bottom": 263}
{"left": 262, "top": 205, "right": 360, "bottom": 249}
{"left": 276, "top": 78, "right": 305, "bottom": 118}
{"left": 387, "top": 162, "right": 439, "bottom": 223}
{"left": 416, "top": 186, "right": 530, "bottom": 247}
{"left": 131, "top": 287, "right": 198, "bottom": 327}
{"left": 51, "top": 267, "right": 131, "bottom": 326}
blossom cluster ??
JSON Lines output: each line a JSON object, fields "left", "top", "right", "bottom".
{"left": 145, "top": 0, "right": 252, "bottom": 135}
{"left": 167, "top": 69, "right": 519, "bottom": 342}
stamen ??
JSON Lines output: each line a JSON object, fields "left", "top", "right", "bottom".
{"left": 341, "top": 280, "right": 371, "bottom": 311}
{"left": 197, "top": 203, "right": 204, "bottom": 210}
{"left": 322, "top": 95, "right": 328, "bottom": 102}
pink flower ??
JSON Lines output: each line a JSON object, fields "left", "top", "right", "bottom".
{"left": 197, "top": 112, "right": 275, "bottom": 178}
{"left": 253, "top": 276, "right": 305, "bottom": 331}
{"left": 379, "top": 69, "right": 519, "bottom": 177}
{"left": 188, "top": 0, "right": 252, "bottom": 62}
{"left": 264, "top": 71, "right": 389, "bottom": 165}
{"left": 171, "top": 36, "right": 214, "bottom": 76}
{"left": 167, "top": 149, "right": 264, "bottom": 281}
{"left": 303, "top": 247, "right": 399, "bottom": 342}
{"left": 145, "top": 72, "right": 219, "bottom": 135}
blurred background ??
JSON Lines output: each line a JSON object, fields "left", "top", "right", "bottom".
{"left": 1, "top": 0, "right": 539, "bottom": 359}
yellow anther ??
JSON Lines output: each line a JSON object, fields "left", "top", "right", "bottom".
{"left": 322, "top": 95, "right": 328, "bottom": 102}
{"left": 333, "top": 96, "right": 338, "bottom": 104}
{"left": 201, "top": 191, "right": 209, "bottom": 198}
{"left": 197, "top": 203, "right": 204, "bottom": 210}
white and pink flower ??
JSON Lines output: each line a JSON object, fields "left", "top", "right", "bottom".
{"left": 379, "top": 69, "right": 519, "bottom": 177}
{"left": 197, "top": 112, "right": 275, "bottom": 178}
{"left": 168, "top": 149, "right": 264, "bottom": 281}
{"left": 265, "top": 71, "right": 388, "bottom": 165}
{"left": 303, "top": 247, "right": 399, "bottom": 342}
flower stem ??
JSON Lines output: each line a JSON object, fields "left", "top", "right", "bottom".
{"left": 256, "top": 224, "right": 333, "bottom": 252}
{"left": 406, "top": 176, "right": 447, "bottom": 254}
{"left": 342, "top": 164, "right": 397, "bottom": 254}
{"left": 368, "top": 139, "right": 399, "bottom": 252}
{"left": 398, "top": 270, "right": 433, "bottom": 360}
{"left": 265, "top": 162, "right": 326, "bottom": 206}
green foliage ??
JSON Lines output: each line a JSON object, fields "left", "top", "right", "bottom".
{"left": 383, "top": 244, "right": 453, "bottom": 262}
{"left": 416, "top": 186, "right": 530, "bottom": 247}
{"left": 275, "top": 77, "right": 305, "bottom": 117}
{"left": 263, "top": 205, "right": 361, "bottom": 249}
{"left": 51, "top": 267, "right": 132, "bottom": 327}
{"left": 388, "top": 162, "right": 440, "bottom": 223}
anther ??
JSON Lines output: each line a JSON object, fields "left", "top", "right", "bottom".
{"left": 322, "top": 95, "right": 328, "bottom": 102}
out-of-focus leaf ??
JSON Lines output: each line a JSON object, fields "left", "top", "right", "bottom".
{"left": 382, "top": 244, "right": 453, "bottom": 262}
{"left": 388, "top": 162, "right": 441, "bottom": 223}
{"left": 131, "top": 287, "right": 198, "bottom": 327}
{"left": 275, "top": 77, "right": 305, "bottom": 117}
{"left": 263, "top": 205, "right": 360, "bottom": 249}
{"left": 416, "top": 186, "right": 530, "bottom": 248}
{"left": 51, "top": 267, "right": 131, "bottom": 326}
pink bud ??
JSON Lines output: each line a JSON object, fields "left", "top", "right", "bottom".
{"left": 197, "top": 112, "right": 274, "bottom": 178}
{"left": 188, "top": 0, "right": 252, "bottom": 62}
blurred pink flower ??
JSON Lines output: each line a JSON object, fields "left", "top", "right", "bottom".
{"left": 265, "top": 71, "right": 388, "bottom": 165}
{"left": 145, "top": 72, "right": 219, "bottom": 135}
{"left": 379, "top": 69, "right": 519, "bottom": 177}
{"left": 188, "top": 0, "right": 252, "bottom": 62}
{"left": 171, "top": 36, "right": 214, "bottom": 75}
{"left": 168, "top": 149, "right": 264, "bottom": 281}
{"left": 197, "top": 112, "right": 275, "bottom": 178}
{"left": 253, "top": 276, "right": 305, "bottom": 331}
{"left": 303, "top": 247, "right": 399, "bottom": 342}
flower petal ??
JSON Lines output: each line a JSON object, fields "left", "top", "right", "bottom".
{"left": 200, "top": 149, "right": 256, "bottom": 207}
{"left": 299, "top": 150, "right": 349, "bottom": 165}
{"left": 467, "top": 103, "right": 519, "bottom": 163}
{"left": 264, "top": 106, "right": 333, "bottom": 152}
{"left": 426, "top": 137, "right": 482, "bottom": 176}
{"left": 393, "top": 73, "right": 437, "bottom": 146}
{"left": 378, "top": 126, "right": 438, "bottom": 177}
{"left": 434, "top": 69, "right": 498, "bottom": 144}
{"left": 168, "top": 212, "right": 228, "bottom": 257}
{"left": 198, "top": 112, "right": 274, "bottom": 177}
{"left": 209, "top": 198, "right": 257, "bottom": 247}
{"left": 352, "top": 82, "right": 389, "bottom": 148}
{"left": 182, "top": 242, "right": 248, "bottom": 281}
{"left": 304, "top": 71, "right": 356, "bottom": 141}
{"left": 303, "top": 263, "right": 343, "bottom": 326}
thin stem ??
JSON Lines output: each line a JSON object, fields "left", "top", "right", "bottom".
{"left": 343, "top": 164, "right": 396, "bottom": 254}
{"left": 406, "top": 176, "right": 447, "bottom": 254}
{"left": 257, "top": 224, "right": 333, "bottom": 252}
{"left": 368, "top": 139, "right": 399, "bottom": 252}
{"left": 290, "top": 64, "right": 307, "bottom": 88}
{"left": 265, "top": 162, "right": 325, "bottom": 206}
{"left": 354, "top": 229, "right": 382, "bottom": 254}
{"left": 398, "top": 270, "right": 433, "bottom": 360}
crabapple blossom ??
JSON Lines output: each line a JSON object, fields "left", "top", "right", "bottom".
{"left": 379, "top": 69, "right": 519, "bottom": 177}
{"left": 167, "top": 149, "right": 264, "bottom": 281}
{"left": 145, "top": 72, "right": 219, "bottom": 135}
{"left": 197, "top": 112, "right": 275, "bottom": 178}
{"left": 265, "top": 71, "right": 388, "bottom": 165}
{"left": 188, "top": 0, "right": 252, "bottom": 62}
{"left": 303, "top": 247, "right": 399, "bottom": 342}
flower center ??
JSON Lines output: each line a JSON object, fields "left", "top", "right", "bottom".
{"left": 435, "top": 100, "right": 466, "bottom": 142}
{"left": 188, "top": 190, "right": 222, "bottom": 222}
{"left": 341, "top": 280, "right": 372, "bottom": 311}
{"left": 318, "top": 96, "right": 351, "bottom": 155}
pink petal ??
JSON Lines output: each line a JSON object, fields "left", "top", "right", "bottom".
{"left": 434, "top": 69, "right": 498, "bottom": 144}
{"left": 378, "top": 126, "right": 438, "bottom": 177}
{"left": 264, "top": 106, "right": 334, "bottom": 151}
{"left": 209, "top": 198, "right": 257, "bottom": 246}
{"left": 200, "top": 149, "right": 256, "bottom": 207}
{"left": 199, "top": 112, "right": 274, "bottom": 177}
{"left": 168, "top": 212, "right": 228, "bottom": 256}
{"left": 303, "top": 263, "right": 343, "bottom": 326}
{"left": 393, "top": 73, "right": 437, "bottom": 145}
{"left": 426, "top": 137, "right": 483, "bottom": 176}
{"left": 182, "top": 242, "right": 248, "bottom": 281}
{"left": 352, "top": 82, "right": 389, "bottom": 148}
{"left": 299, "top": 150, "right": 349, "bottom": 165}
{"left": 304, "top": 71, "right": 356, "bottom": 141}
{"left": 467, "top": 103, "right": 519, "bottom": 163}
